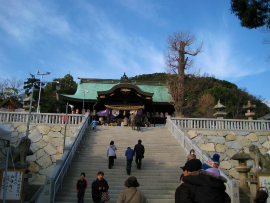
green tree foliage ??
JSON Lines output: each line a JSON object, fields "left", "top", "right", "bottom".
{"left": 23, "top": 74, "right": 41, "bottom": 103}
{"left": 23, "top": 74, "right": 41, "bottom": 96}
{"left": 39, "top": 74, "right": 77, "bottom": 113}
{"left": 231, "top": 0, "right": 270, "bottom": 29}
{"left": 131, "top": 73, "right": 167, "bottom": 81}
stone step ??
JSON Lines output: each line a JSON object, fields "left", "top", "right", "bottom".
{"left": 55, "top": 199, "right": 174, "bottom": 203}
{"left": 66, "top": 168, "right": 183, "bottom": 174}
{"left": 65, "top": 169, "right": 182, "bottom": 175}
{"left": 56, "top": 189, "right": 176, "bottom": 196}
{"left": 62, "top": 177, "right": 180, "bottom": 184}
{"left": 55, "top": 127, "right": 186, "bottom": 203}
{"left": 55, "top": 194, "right": 174, "bottom": 200}
{"left": 60, "top": 183, "right": 179, "bottom": 189}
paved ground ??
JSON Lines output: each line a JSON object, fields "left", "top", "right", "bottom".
{"left": 55, "top": 126, "right": 187, "bottom": 203}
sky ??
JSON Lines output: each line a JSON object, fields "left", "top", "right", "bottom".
{"left": 0, "top": 0, "right": 269, "bottom": 102}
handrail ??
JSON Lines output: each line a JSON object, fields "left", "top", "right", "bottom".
{"left": 171, "top": 117, "right": 270, "bottom": 131}
{"left": 0, "top": 112, "right": 84, "bottom": 125}
{"left": 42, "top": 115, "right": 91, "bottom": 202}
{"left": 166, "top": 116, "right": 240, "bottom": 203}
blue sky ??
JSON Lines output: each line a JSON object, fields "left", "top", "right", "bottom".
{"left": 0, "top": 0, "right": 269, "bottom": 102}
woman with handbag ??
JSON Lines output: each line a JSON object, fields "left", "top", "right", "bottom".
{"left": 107, "top": 141, "right": 117, "bottom": 169}
{"left": 91, "top": 171, "right": 110, "bottom": 203}
{"left": 117, "top": 176, "right": 147, "bottom": 203}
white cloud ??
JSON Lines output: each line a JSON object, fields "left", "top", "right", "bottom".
{"left": 0, "top": 0, "right": 165, "bottom": 80}
{"left": 116, "top": 0, "right": 164, "bottom": 25}
{"left": 75, "top": 2, "right": 165, "bottom": 77}
{"left": 195, "top": 31, "right": 266, "bottom": 79}
{"left": 263, "top": 100, "right": 270, "bottom": 107}
{"left": 0, "top": 1, "right": 71, "bottom": 44}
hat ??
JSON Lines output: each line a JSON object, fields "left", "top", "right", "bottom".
{"left": 180, "top": 159, "right": 202, "bottom": 172}
{"left": 206, "top": 168, "right": 220, "bottom": 176}
{"left": 125, "top": 176, "right": 140, "bottom": 188}
{"left": 202, "top": 154, "right": 220, "bottom": 170}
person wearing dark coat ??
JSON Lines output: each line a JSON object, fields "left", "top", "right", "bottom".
{"left": 91, "top": 171, "right": 109, "bottom": 203}
{"left": 135, "top": 115, "right": 141, "bottom": 131}
{"left": 182, "top": 154, "right": 231, "bottom": 203}
{"left": 175, "top": 159, "right": 202, "bottom": 203}
{"left": 125, "top": 147, "right": 134, "bottom": 175}
{"left": 182, "top": 169, "right": 231, "bottom": 203}
{"left": 134, "top": 139, "right": 144, "bottom": 170}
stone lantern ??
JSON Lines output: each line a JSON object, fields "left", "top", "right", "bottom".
{"left": 232, "top": 148, "right": 251, "bottom": 190}
{"left": 213, "top": 100, "right": 227, "bottom": 119}
{"left": 243, "top": 101, "right": 256, "bottom": 120}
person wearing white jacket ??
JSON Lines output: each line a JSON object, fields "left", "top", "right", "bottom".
{"left": 107, "top": 141, "right": 117, "bottom": 169}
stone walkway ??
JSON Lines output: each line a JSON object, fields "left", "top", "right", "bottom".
{"left": 55, "top": 126, "right": 187, "bottom": 203}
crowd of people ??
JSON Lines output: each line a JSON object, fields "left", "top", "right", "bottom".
{"left": 90, "top": 113, "right": 151, "bottom": 130}
{"left": 76, "top": 139, "right": 146, "bottom": 203}
{"left": 106, "top": 139, "right": 145, "bottom": 174}
{"left": 76, "top": 142, "right": 232, "bottom": 203}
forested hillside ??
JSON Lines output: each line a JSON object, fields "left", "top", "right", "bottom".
{"left": 131, "top": 73, "right": 270, "bottom": 119}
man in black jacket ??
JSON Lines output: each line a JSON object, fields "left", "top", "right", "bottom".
{"left": 91, "top": 171, "right": 109, "bottom": 203}
{"left": 175, "top": 159, "right": 202, "bottom": 203}
{"left": 134, "top": 139, "right": 145, "bottom": 170}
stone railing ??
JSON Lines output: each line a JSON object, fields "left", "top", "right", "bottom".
{"left": 171, "top": 117, "right": 270, "bottom": 131}
{"left": 166, "top": 116, "right": 240, "bottom": 203}
{"left": 40, "top": 115, "right": 90, "bottom": 203}
{"left": 0, "top": 112, "right": 84, "bottom": 125}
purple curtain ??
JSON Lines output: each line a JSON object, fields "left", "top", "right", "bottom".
{"left": 97, "top": 108, "right": 143, "bottom": 118}
{"left": 96, "top": 108, "right": 110, "bottom": 117}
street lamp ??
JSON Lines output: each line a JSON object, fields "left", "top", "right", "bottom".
{"left": 36, "top": 71, "right": 51, "bottom": 113}
{"left": 63, "top": 103, "right": 74, "bottom": 152}
{"left": 83, "top": 90, "right": 89, "bottom": 114}
{"left": 26, "top": 81, "right": 60, "bottom": 138}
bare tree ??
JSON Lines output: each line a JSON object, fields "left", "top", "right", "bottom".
{"left": 165, "top": 30, "right": 203, "bottom": 117}
{"left": 0, "top": 77, "right": 25, "bottom": 101}
{"left": 259, "top": 28, "right": 270, "bottom": 61}
{"left": 197, "top": 94, "right": 215, "bottom": 118}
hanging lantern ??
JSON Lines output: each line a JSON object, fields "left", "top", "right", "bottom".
{"left": 76, "top": 109, "right": 79, "bottom": 114}
{"left": 160, "top": 112, "right": 164, "bottom": 118}
{"left": 155, "top": 112, "right": 159, "bottom": 117}
{"left": 165, "top": 112, "right": 168, "bottom": 117}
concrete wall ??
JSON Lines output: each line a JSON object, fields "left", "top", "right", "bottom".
{"left": 0, "top": 123, "right": 79, "bottom": 185}
{"left": 185, "top": 130, "right": 270, "bottom": 179}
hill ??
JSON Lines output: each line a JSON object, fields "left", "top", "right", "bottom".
{"left": 131, "top": 73, "right": 270, "bottom": 119}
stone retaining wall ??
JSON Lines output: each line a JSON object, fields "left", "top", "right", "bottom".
{"left": 0, "top": 123, "right": 79, "bottom": 185}
{"left": 185, "top": 130, "right": 270, "bottom": 179}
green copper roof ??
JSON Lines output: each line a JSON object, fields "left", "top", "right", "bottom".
{"left": 62, "top": 79, "right": 173, "bottom": 103}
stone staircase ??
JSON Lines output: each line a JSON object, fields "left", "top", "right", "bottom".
{"left": 55, "top": 126, "right": 187, "bottom": 203}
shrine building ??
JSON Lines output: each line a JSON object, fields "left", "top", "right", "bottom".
{"left": 61, "top": 74, "right": 174, "bottom": 124}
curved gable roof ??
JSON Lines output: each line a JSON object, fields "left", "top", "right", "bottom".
{"left": 61, "top": 79, "right": 173, "bottom": 103}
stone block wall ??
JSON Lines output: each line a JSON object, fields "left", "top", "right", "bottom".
{"left": 185, "top": 130, "right": 270, "bottom": 180}
{"left": 0, "top": 123, "right": 79, "bottom": 185}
